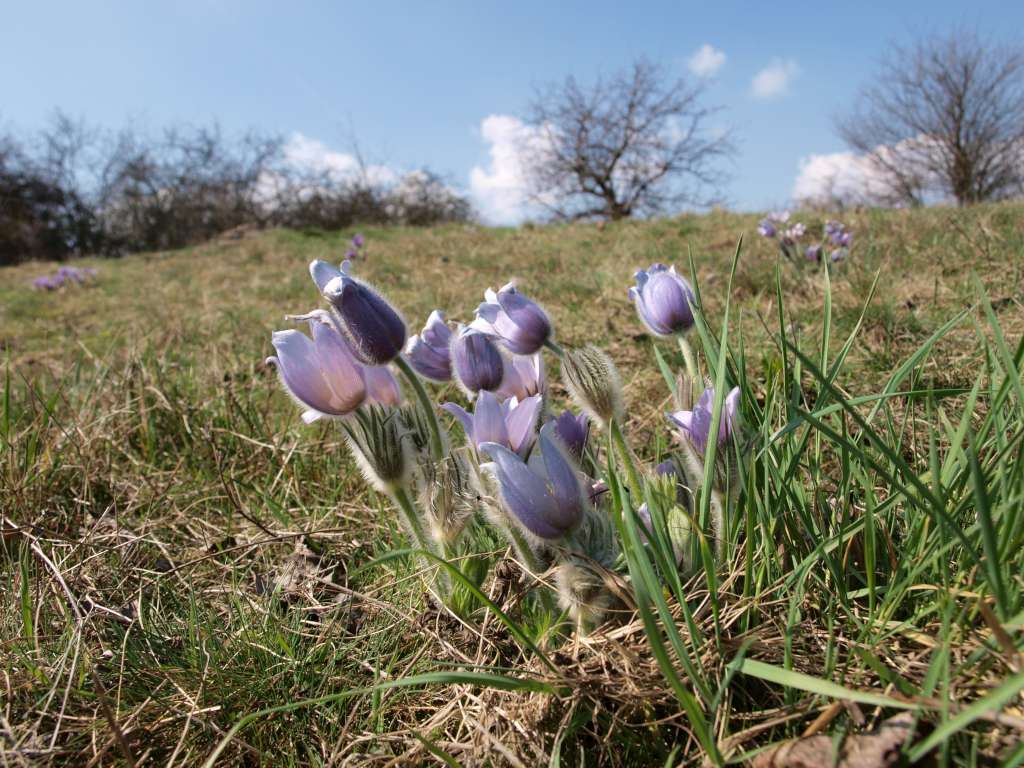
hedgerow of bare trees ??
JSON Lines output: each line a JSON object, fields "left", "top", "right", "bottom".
{"left": 838, "top": 30, "right": 1024, "bottom": 207}
{"left": 0, "top": 113, "right": 472, "bottom": 265}
{"left": 520, "top": 58, "right": 734, "bottom": 221}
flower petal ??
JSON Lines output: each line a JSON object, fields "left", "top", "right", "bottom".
{"left": 506, "top": 394, "right": 542, "bottom": 456}
{"left": 310, "top": 319, "right": 367, "bottom": 413}
{"left": 440, "top": 402, "right": 474, "bottom": 438}
{"left": 269, "top": 329, "right": 344, "bottom": 416}
{"left": 472, "top": 390, "right": 510, "bottom": 448}
{"left": 538, "top": 423, "right": 584, "bottom": 531}
{"left": 479, "top": 442, "right": 562, "bottom": 539}
{"left": 309, "top": 260, "right": 342, "bottom": 293}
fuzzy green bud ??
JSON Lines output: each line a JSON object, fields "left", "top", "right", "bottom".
{"left": 561, "top": 345, "right": 623, "bottom": 428}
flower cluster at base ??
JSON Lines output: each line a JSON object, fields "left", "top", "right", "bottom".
{"left": 758, "top": 211, "right": 854, "bottom": 268}
{"left": 265, "top": 252, "right": 750, "bottom": 634}
{"left": 32, "top": 265, "right": 98, "bottom": 291}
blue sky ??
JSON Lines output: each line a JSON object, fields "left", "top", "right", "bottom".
{"left": 3, "top": 1, "right": 1023, "bottom": 222}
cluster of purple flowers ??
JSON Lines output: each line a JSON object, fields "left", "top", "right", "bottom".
{"left": 32, "top": 265, "right": 97, "bottom": 291}
{"left": 758, "top": 212, "right": 854, "bottom": 267}
{"left": 266, "top": 245, "right": 746, "bottom": 624}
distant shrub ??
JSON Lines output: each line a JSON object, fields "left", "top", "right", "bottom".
{"left": 0, "top": 115, "right": 473, "bottom": 265}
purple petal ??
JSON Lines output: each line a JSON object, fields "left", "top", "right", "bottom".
{"left": 480, "top": 442, "right": 563, "bottom": 539}
{"left": 473, "top": 390, "right": 510, "bottom": 447}
{"left": 364, "top": 366, "right": 402, "bottom": 406}
{"left": 269, "top": 329, "right": 342, "bottom": 418}
{"left": 441, "top": 402, "right": 474, "bottom": 437}
{"left": 310, "top": 260, "right": 343, "bottom": 293}
{"left": 506, "top": 394, "right": 542, "bottom": 456}
{"left": 310, "top": 320, "right": 367, "bottom": 413}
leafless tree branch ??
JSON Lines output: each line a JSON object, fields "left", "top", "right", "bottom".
{"left": 520, "top": 58, "right": 734, "bottom": 221}
{"left": 837, "top": 29, "right": 1024, "bottom": 206}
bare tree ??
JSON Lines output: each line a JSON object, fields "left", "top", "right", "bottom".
{"left": 521, "top": 58, "right": 733, "bottom": 221}
{"left": 838, "top": 30, "right": 1024, "bottom": 207}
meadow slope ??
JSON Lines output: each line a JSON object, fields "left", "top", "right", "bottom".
{"left": 2, "top": 205, "right": 1024, "bottom": 766}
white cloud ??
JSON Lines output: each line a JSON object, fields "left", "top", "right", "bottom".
{"left": 281, "top": 133, "right": 398, "bottom": 187}
{"left": 688, "top": 44, "right": 726, "bottom": 77}
{"left": 751, "top": 59, "right": 799, "bottom": 99}
{"left": 792, "top": 150, "right": 894, "bottom": 206}
{"left": 469, "top": 114, "right": 549, "bottom": 225}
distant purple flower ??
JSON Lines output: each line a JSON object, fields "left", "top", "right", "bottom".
{"left": 495, "top": 353, "right": 543, "bottom": 400}
{"left": 830, "top": 248, "right": 848, "bottom": 263}
{"left": 310, "top": 259, "right": 407, "bottom": 365}
{"left": 825, "top": 220, "right": 853, "bottom": 247}
{"left": 471, "top": 283, "right": 553, "bottom": 355}
{"left": 757, "top": 219, "right": 777, "bottom": 238}
{"left": 552, "top": 409, "right": 589, "bottom": 459}
{"left": 32, "top": 276, "right": 58, "bottom": 290}
{"left": 784, "top": 223, "right": 806, "bottom": 241}
{"left": 629, "top": 263, "right": 697, "bottom": 336}
{"left": 344, "top": 250, "right": 358, "bottom": 260}
{"left": 805, "top": 244, "right": 823, "bottom": 262}
{"left": 451, "top": 326, "right": 505, "bottom": 395}
{"left": 442, "top": 389, "right": 542, "bottom": 458}
{"left": 352, "top": 233, "right": 365, "bottom": 249}
{"left": 480, "top": 422, "right": 586, "bottom": 539}
{"left": 404, "top": 310, "right": 452, "bottom": 382}
{"left": 669, "top": 386, "right": 740, "bottom": 453}
{"left": 769, "top": 210, "right": 790, "bottom": 223}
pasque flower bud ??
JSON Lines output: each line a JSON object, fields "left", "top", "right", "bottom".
{"left": 310, "top": 260, "right": 407, "bottom": 366}
{"left": 561, "top": 346, "right": 623, "bottom": 427}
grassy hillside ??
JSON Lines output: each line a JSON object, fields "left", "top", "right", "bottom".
{"left": 2, "top": 205, "right": 1024, "bottom": 766}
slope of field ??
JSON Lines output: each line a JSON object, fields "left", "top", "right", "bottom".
{"left": 2, "top": 205, "right": 1023, "bottom": 766}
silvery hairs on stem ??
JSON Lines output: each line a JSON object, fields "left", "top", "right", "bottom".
{"left": 554, "top": 483, "right": 619, "bottom": 632}
{"left": 418, "top": 449, "right": 478, "bottom": 548}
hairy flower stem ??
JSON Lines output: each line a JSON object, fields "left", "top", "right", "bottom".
{"left": 392, "top": 485, "right": 450, "bottom": 598}
{"left": 542, "top": 338, "right": 564, "bottom": 357}
{"left": 505, "top": 524, "right": 556, "bottom": 614}
{"left": 395, "top": 355, "right": 444, "bottom": 460}
{"left": 677, "top": 335, "right": 700, "bottom": 391}
{"left": 609, "top": 418, "right": 643, "bottom": 506}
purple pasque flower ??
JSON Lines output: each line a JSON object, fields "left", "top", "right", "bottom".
{"left": 769, "top": 210, "right": 790, "bottom": 223}
{"left": 824, "top": 220, "right": 853, "bottom": 247}
{"left": 351, "top": 233, "right": 365, "bottom": 249}
{"left": 552, "top": 409, "right": 589, "bottom": 459}
{"left": 830, "top": 248, "right": 848, "bottom": 263}
{"left": 480, "top": 422, "right": 586, "bottom": 539}
{"left": 33, "top": 276, "right": 59, "bottom": 290}
{"left": 442, "top": 389, "right": 542, "bottom": 458}
{"left": 309, "top": 259, "right": 406, "bottom": 366}
{"left": 266, "top": 311, "right": 368, "bottom": 423}
{"left": 495, "top": 353, "right": 543, "bottom": 400}
{"left": 757, "top": 218, "right": 777, "bottom": 238}
{"left": 471, "top": 283, "right": 552, "bottom": 355}
{"left": 668, "top": 386, "right": 740, "bottom": 453}
{"left": 403, "top": 310, "right": 452, "bottom": 382}
{"left": 629, "top": 263, "right": 697, "bottom": 336}
{"left": 805, "top": 244, "right": 823, "bottom": 262}
{"left": 783, "top": 223, "right": 806, "bottom": 241}
{"left": 451, "top": 325, "right": 505, "bottom": 395}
